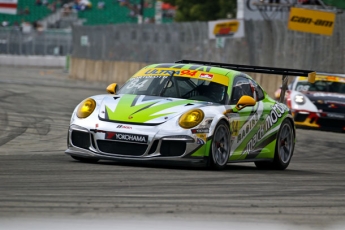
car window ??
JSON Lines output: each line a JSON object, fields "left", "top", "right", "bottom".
{"left": 295, "top": 80, "right": 345, "bottom": 93}
{"left": 118, "top": 75, "right": 227, "bottom": 103}
{"left": 250, "top": 79, "right": 264, "bottom": 101}
{"left": 230, "top": 76, "right": 253, "bottom": 105}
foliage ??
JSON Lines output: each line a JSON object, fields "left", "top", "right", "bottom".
{"left": 162, "top": 0, "right": 237, "bottom": 22}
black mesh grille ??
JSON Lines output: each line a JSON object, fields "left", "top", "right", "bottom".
{"left": 71, "top": 131, "right": 90, "bottom": 150}
{"left": 148, "top": 140, "right": 159, "bottom": 154}
{"left": 294, "top": 113, "right": 308, "bottom": 122}
{"left": 160, "top": 141, "right": 186, "bottom": 157}
{"left": 97, "top": 140, "right": 147, "bottom": 156}
{"left": 318, "top": 118, "right": 345, "bottom": 129}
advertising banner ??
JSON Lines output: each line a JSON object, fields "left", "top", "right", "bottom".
{"left": 0, "top": 0, "right": 17, "bottom": 14}
{"left": 208, "top": 19, "right": 245, "bottom": 39}
{"left": 288, "top": 7, "right": 336, "bottom": 36}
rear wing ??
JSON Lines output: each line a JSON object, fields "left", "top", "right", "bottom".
{"left": 175, "top": 59, "right": 316, "bottom": 103}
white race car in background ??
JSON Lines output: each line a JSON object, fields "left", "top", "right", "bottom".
{"left": 275, "top": 73, "right": 345, "bottom": 131}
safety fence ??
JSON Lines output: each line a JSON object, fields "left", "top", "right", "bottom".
{"left": 0, "top": 28, "right": 72, "bottom": 56}
{"left": 72, "top": 13, "right": 345, "bottom": 73}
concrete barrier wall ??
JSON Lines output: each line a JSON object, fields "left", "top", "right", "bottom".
{"left": 69, "top": 57, "right": 283, "bottom": 97}
{"left": 0, "top": 55, "right": 66, "bottom": 67}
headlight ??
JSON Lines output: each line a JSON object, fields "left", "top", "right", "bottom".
{"left": 179, "top": 109, "right": 204, "bottom": 129}
{"left": 77, "top": 98, "right": 96, "bottom": 118}
{"left": 294, "top": 94, "right": 306, "bottom": 105}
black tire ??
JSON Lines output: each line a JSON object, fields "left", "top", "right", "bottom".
{"left": 207, "top": 120, "right": 231, "bottom": 170}
{"left": 255, "top": 119, "right": 295, "bottom": 170}
{"left": 71, "top": 155, "right": 99, "bottom": 163}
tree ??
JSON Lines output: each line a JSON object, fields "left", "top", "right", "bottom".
{"left": 162, "top": 0, "right": 237, "bottom": 22}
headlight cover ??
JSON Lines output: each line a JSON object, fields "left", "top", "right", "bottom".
{"left": 294, "top": 94, "right": 306, "bottom": 105}
{"left": 179, "top": 109, "right": 204, "bottom": 129}
{"left": 77, "top": 98, "right": 96, "bottom": 118}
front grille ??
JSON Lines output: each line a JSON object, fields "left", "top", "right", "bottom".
{"left": 148, "top": 140, "right": 159, "bottom": 154}
{"left": 318, "top": 118, "right": 345, "bottom": 129}
{"left": 71, "top": 131, "right": 91, "bottom": 150}
{"left": 314, "top": 103, "right": 345, "bottom": 114}
{"left": 294, "top": 113, "right": 308, "bottom": 122}
{"left": 160, "top": 141, "right": 186, "bottom": 157}
{"left": 97, "top": 140, "right": 147, "bottom": 156}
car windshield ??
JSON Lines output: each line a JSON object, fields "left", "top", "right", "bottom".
{"left": 117, "top": 75, "right": 227, "bottom": 104}
{"left": 295, "top": 81, "right": 345, "bottom": 94}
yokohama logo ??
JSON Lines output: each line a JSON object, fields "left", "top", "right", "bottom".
{"left": 114, "top": 132, "right": 148, "bottom": 143}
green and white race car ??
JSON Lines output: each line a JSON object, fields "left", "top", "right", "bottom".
{"left": 66, "top": 60, "right": 315, "bottom": 170}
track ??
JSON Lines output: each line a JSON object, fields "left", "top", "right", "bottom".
{"left": 0, "top": 67, "right": 344, "bottom": 229}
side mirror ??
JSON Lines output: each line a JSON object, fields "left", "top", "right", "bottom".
{"left": 106, "top": 83, "right": 118, "bottom": 94}
{"left": 236, "top": 95, "right": 256, "bottom": 111}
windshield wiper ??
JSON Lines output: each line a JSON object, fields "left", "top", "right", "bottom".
{"left": 159, "top": 70, "right": 175, "bottom": 96}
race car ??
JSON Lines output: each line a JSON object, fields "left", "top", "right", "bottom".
{"left": 65, "top": 60, "right": 314, "bottom": 170}
{"left": 275, "top": 73, "right": 345, "bottom": 131}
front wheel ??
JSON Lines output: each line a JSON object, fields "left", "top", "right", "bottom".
{"left": 208, "top": 121, "right": 230, "bottom": 170}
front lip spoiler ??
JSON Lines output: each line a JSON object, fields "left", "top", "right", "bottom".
{"left": 65, "top": 149, "right": 206, "bottom": 164}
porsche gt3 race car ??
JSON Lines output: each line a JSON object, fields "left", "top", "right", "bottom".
{"left": 276, "top": 73, "right": 345, "bottom": 131}
{"left": 65, "top": 60, "right": 315, "bottom": 170}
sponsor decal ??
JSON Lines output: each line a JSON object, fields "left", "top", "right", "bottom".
{"left": 199, "top": 73, "right": 213, "bottom": 79}
{"left": 117, "top": 125, "right": 132, "bottom": 129}
{"left": 106, "top": 132, "right": 148, "bottom": 143}
{"left": 196, "top": 133, "right": 207, "bottom": 143}
{"left": 191, "top": 128, "right": 209, "bottom": 134}
{"left": 144, "top": 69, "right": 198, "bottom": 77}
{"left": 326, "top": 113, "right": 345, "bottom": 119}
{"left": 237, "top": 113, "right": 259, "bottom": 143}
{"left": 243, "top": 103, "right": 289, "bottom": 155}
{"left": 196, "top": 138, "right": 205, "bottom": 145}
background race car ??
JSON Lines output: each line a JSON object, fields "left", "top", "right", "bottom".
{"left": 275, "top": 73, "right": 345, "bottom": 131}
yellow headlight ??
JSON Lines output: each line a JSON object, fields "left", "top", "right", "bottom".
{"left": 179, "top": 109, "right": 204, "bottom": 129}
{"left": 77, "top": 98, "right": 96, "bottom": 118}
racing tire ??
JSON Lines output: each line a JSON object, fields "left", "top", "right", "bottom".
{"left": 255, "top": 119, "right": 295, "bottom": 170}
{"left": 71, "top": 155, "right": 99, "bottom": 163}
{"left": 207, "top": 120, "right": 230, "bottom": 170}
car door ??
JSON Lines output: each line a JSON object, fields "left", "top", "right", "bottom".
{"left": 227, "top": 75, "right": 266, "bottom": 160}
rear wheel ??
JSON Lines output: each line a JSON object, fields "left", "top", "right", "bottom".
{"left": 255, "top": 119, "right": 294, "bottom": 170}
{"left": 208, "top": 121, "right": 230, "bottom": 170}
{"left": 71, "top": 155, "right": 99, "bottom": 163}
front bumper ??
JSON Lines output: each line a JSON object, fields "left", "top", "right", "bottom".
{"left": 65, "top": 124, "right": 208, "bottom": 162}
{"left": 293, "top": 110, "right": 345, "bottom": 131}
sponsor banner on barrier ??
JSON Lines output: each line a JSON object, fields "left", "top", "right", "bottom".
{"left": 0, "top": 0, "right": 17, "bottom": 14}
{"left": 288, "top": 7, "right": 336, "bottom": 36}
{"left": 208, "top": 19, "right": 245, "bottom": 39}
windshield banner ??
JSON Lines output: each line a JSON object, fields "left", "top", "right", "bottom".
{"left": 133, "top": 68, "right": 229, "bottom": 86}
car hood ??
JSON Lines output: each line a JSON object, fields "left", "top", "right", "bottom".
{"left": 303, "top": 91, "right": 345, "bottom": 103}
{"left": 98, "top": 94, "right": 209, "bottom": 125}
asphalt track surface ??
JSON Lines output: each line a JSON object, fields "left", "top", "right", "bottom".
{"left": 0, "top": 67, "right": 345, "bottom": 230}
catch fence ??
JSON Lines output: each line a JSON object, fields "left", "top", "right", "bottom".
{"left": 72, "top": 14, "right": 345, "bottom": 73}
